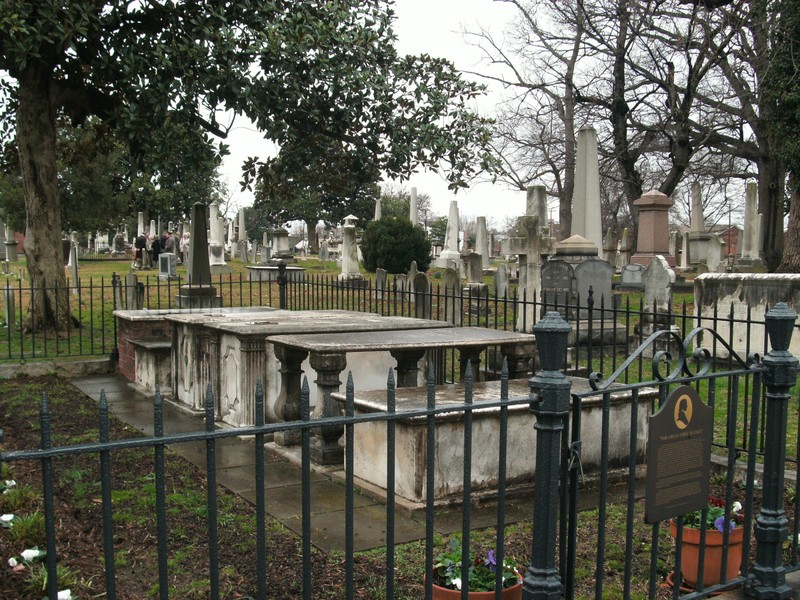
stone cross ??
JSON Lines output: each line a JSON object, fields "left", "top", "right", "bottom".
{"left": 573, "top": 126, "right": 603, "bottom": 250}
{"left": 500, "top": 184, "right": 554, "bottom": 332}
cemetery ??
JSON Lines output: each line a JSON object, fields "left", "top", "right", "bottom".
{"left": 2, "top": 2, "right": 800, "bottom": 599}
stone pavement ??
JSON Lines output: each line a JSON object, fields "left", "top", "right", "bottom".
{"left": 69, "top": 373, "right": 537, "bottom": 553}
{"left": 69, "top": 373, "right": 800, "bottom": 597}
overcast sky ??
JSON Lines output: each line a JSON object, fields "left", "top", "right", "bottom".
{"left": 220, "top": 0, "right": 524, "bottom": 228}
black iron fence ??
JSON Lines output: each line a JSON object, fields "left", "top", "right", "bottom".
{"left": 1, "top": 308, "right": 799, "bottom": 599}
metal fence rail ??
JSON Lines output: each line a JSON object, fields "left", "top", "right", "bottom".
{"left": 1, "top": 309, "right": 798, "bottom": 598}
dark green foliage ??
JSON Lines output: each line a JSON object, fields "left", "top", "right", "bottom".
{"left": 360, "top": 217, "right": 431, "bottom": 273}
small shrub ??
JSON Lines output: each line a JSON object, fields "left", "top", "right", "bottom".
{"left": 10, "top": 511, "right": 46, "bottom": 547}
{"left": 360, "top": 217, "right": 431, "bottom": 273}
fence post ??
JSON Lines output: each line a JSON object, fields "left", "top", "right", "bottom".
{"left": 748, "top": 302, "right": 798, "bottom": 599}
{"left": 523, "top": 311, "right": 572, "bottom": 600}
{"left": 277, "top": 259, "right": 287, "bottom": 309}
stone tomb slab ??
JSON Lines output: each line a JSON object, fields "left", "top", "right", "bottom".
{"left": 169, "top": 310, "right": 451, "bottom": 428}
{"left": 332, "top": 378, "right": 657, "bottom": 507}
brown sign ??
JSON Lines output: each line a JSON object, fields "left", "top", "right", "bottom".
{"left": 644, "top": 385, "right": 712, "bottom": 524}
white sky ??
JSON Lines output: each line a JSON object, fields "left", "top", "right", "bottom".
{"left": 219, "top": 0, "right": 524, "bottom": 229}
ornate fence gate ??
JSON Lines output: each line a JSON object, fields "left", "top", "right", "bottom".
{"left": 526, "top": 304, "right": 799, "bottom": 599}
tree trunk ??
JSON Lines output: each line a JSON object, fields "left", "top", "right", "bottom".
{"left": 17, "top": 63, "right": 74, "bottom": 332}
{"left": 777, "top": 179, "right": 800, "bottom": 272}
{"left": 305, "top": 218, "right": 319, "bottom": 255}
{"left": 757, "top": 153, "right": 786, "bottom": 272}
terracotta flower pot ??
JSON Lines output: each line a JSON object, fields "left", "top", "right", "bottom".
{"left": 669, "top": 520, "right": 744, "bottom": 587}
{"left": 430, "top": 579, "right": 523, "bottom": 600}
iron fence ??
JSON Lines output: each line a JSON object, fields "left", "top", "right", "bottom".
{"left": 1, "top": 308, "right": 798, "bottom": 599}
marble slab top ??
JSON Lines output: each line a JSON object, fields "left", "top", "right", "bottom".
{"left": 267, "top": 327, "right": 535, "bottom": 353}
{"left": 207, "top": 314, "right": 451, "bottom": 336}
{"left": 332, "top": 377, "right": 659, "bottom": 418}
{"left": 114, "top": 306, "right": 277, "bottom": 321}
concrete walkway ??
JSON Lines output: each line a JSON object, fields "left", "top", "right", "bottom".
{"left": 69, "top": 373, "right": 800, "bottom": 597}
{"left": 69, "top": 373, "right": 536, "bottom": 553}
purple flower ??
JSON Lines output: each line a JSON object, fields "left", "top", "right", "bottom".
{"left": 715, "top": 516, "right": 734, "bottom": 532}
{"left": 486, "top": 550, "right": 497, "bottom": 572}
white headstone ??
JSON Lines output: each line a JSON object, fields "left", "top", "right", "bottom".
{"left": 374, "top": 197, "right": 382, "bottom": 221}
{"left": 436, "top": 200, "right": 461, "bottom": 266}
{"left": 137, "top": 212, "right": 144, "bottom": 238}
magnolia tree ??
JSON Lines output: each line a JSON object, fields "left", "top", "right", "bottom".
{"left": 0, "top": 1, "right": 495, "bottom": 331}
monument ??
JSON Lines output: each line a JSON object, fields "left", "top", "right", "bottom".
{"left": 176, "top": 203, "right": 221, "bottom": 308}
{"left": 630, "top": 190, "right": 675, "bottom": 267}
{"left": 572, "top": 126, "right": 603, "bottom": 250}
{"left": 738, "top": 181, "right": 763, "bottom": 269}
{"left": 435, "top": 200, "right": 461, "bottom": 268}
{"left": 337, "top": 215, "right": 366, "bottom": 287}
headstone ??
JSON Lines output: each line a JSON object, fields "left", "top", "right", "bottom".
{"left": 149, "top": 219, "right": 156, "bottom": 238}
{"left": 541, "top": 260, "right": 575, "bottom": 317}
{"left": 642, "top": 255, "right": 675, "bottom": 313}
{"left": 494, "top": 263, "right": 509, "bottom": 299}
{"left": 158, "top": 252, "right": 178, "bottom": 280}
{"left": 0, "top": 220, "right": 6, "bottom": 261}
{"left": 603, "top": 228, "right": 616, "bottom": 264}
{"left": 68, "top": 244, "right": 80, "bottom": 295}
{"left": 637, "top": 255, "right": 679, "bottom": 358}
{"left": 112, "top": 233, "right": 125, "bottom": 256}
{"left": 465, "top": 251, "right": 483, "bottom": 283}
{"left": 410, "top": 187, "right": 419, "bottom": 226}
{"left": 414, "top": 272, "right": 431, "bottom": 319}
{"left": 443, "top": 267, "right": 462, "bottom": 325}
{"left": 4, "top": 284, "right": 14, "bottom": 327}
{"left": 572, "top": 126, "right": 603, "bottom": 250}
{"left": 374, "top": 197, "right": 382, "bottom": 221}
{"left": 137, "top": 212, "right": 144, "bottom": 238}
{"left": 375, "top": 268, "right": 387, "bottom": 300}
{"left": 738, "top": 181, "right": 763, "bottom": 267}
{"left": 668, "top": 231, "right": 680, "bottom": 258}
{"left": 125, "top": 272, "right": 142, "bottom": 310}
{"left": 630, "top": 190, "right": 675, "bottom": 267}
{"left": 271, "top": 229, "right": 294, "bottom": 262}
{"left": 260, "top": 232, "right": 270, "bottom": 265}
{"left": 338, "top": 215, "right": 366, "bottom": 287}
{"left": 574, "top": 259, "right": 614, "bottom": 316}
{"left": 476, "top": 217, "right": 490, "bottom": 269}
{"left": 435, "top": 200, "right": 461, "bottom": 267}
{"left": 620, "top": 263, "right": 645, "bottom": 290}
{"left": 619, "top": 228, "right": 631, "bottom": 268}
{"left": 408, "top": 260, "right": 418, "bottom": 296}
{"left": 208, "top": 203, "right": 228, "bottom": 273}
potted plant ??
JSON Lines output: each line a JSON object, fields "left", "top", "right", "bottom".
{"left": 431, "top": 538, "right": 523, "bottom": 599}
{"left": 670, "top": 497, "right": 744, "bottom": 588}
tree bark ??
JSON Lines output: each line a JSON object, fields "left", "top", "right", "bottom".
{"left": 758, "top": 153, "right": 786, "bottom": 272}
{"left": 17, "top": 62, "right": 75, "bottom": 332}
{"left": 777, "top": 179, "right": 800, "bottom": 273}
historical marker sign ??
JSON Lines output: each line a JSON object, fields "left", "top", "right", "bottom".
{"left": 645, "top": 385, "right": 713, "bottom": 524}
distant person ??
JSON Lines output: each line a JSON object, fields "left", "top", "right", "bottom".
{"left": 133, "top": 233, "right": 147, "bottom": 268}
{"left": 164, "top": 230, "right": 176, "bottom": 254}
{"left": 150, "top": 233, "right": 161, "bottom": 268}
{"left": 180, "top": 232, "right": 190, "bottom": 263}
